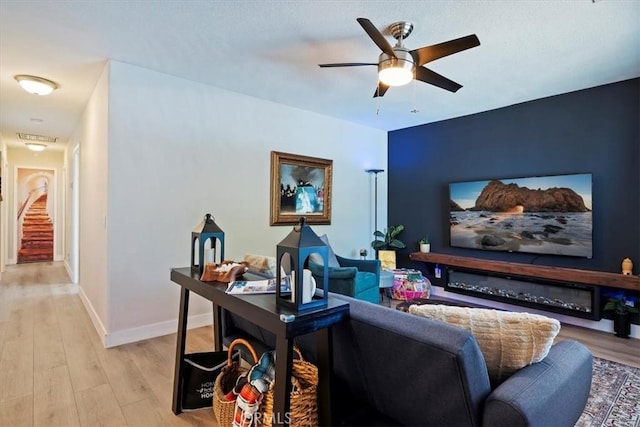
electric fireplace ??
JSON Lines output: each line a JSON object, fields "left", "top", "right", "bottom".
{"left": 445, "top": 268, "right": 599, "bottom": 320}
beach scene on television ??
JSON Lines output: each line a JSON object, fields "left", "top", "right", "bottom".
{"left": 449, "top": 173, "right": 592, "bottom": 258}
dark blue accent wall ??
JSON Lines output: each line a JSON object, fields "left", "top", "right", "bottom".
{"left": 388, "top": 78, "right": 639, "bottom": 273}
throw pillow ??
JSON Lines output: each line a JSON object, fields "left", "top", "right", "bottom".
{"left": 307, "top": 234, "right": 340, "bottom": 268}
{"left": 243, "top": 254, "right": 277, "bottom": 277}
{"left": 408, "top": 304, "right": 560, "bottom": 384}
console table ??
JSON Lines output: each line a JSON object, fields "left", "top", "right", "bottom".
{"left": 170, "top": 267, "right": 350, "bottom": 426}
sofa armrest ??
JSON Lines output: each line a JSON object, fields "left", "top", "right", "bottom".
{"left": 482, "top": 340, "right": 592, "bottom": 427}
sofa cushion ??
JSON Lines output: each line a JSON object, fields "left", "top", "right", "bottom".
{"left": 408, "top": 304, "right": 560, "bottom": 384}
{"left": 308, "top": 234, "right": 340, "bottom": 268}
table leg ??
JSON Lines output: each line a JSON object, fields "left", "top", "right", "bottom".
{"left": 272, "top": 335, "right": 293, "bottom": 426}
{"left": 172, "top": 287, "right": 190, "bottom": 415}
{"left": 212, "top": 302, "right": 222, "bottom": 351}
{"left": 316, "top": 328, "right": 333, "bottom": 426}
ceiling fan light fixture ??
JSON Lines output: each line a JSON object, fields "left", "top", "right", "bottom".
{"left": 14, "top": 74, "right": 58, "bottom": 95}
{"left": 319, "top": 18, "right": 479, "bottom": 97}
{"left": 25, "top": 142, "right": 47, "bottom": 152}
{"left": 378, "top": 51, "right": 414, "bottom": 87}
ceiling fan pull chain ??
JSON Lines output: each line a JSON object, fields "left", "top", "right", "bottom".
{"left": 411, "top": 78, "right": 419, "bottom": 114}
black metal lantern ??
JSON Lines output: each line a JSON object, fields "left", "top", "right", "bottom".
{"left": 276, "top": 217, "right": 329, "bottom": 313}
{"left": 191, "top": 213, "right": 225, "bottom": 275}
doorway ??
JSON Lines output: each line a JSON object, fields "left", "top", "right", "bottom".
{"left": 70, "top": 146, "right": 79, "bottom": 282}
{"left": 15, "top": 167, "right": 56, "bottom": 263}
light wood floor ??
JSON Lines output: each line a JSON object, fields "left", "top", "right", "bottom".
{"left": 0, "top": 262, "right": 638, "bottom": 426}
{"left": 0, "top": 262, "right": 219, "bottom": 426}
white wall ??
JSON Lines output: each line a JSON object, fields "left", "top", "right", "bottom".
{"left": 77, "top": 60, "right": 387, "bottom": 347}
{"left": 76, "top": 64, "right": 110, "bottom": 342}
{"left": 63, "top": 142, "right": 74, "bottom": 279}
{"left": 0, "top": 138, "right": 6, "bottom": 274}
{"left": 5, "top": 147, "right": 65, "bottom": 264}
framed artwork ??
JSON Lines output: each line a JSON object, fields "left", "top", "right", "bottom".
{"left": 270, "top": 151, "right": 333, "bottom": 225}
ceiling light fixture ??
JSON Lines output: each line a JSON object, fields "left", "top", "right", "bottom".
{"left": 377, "top": 21, "right": 415, "bottom": 87}
{"left": 25, "top": 143, "right": 47, "bottom": 152}
{"left": 378, "top": 50, "right": 414, "bottom": 86}
{"left": 14, "top": 74, "right": 59, "bottom": 95}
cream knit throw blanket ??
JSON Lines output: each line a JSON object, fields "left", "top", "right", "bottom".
{"left": 408, "top": 304, "right": 561, "bottom": 384}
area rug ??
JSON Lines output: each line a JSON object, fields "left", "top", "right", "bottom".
{"left": 576, "top": 357, "right": 640, "bottom": 427}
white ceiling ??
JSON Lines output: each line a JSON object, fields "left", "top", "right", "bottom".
{"left": 1, "top": 1, "right": 639, "bottom": 151}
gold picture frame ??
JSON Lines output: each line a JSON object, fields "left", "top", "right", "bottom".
{"left": 270, "top": 151, "right": 333, "bottom": 225}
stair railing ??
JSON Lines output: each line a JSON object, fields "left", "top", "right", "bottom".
{"left": 16, "top": 184, "right": 48, "bottom": 220}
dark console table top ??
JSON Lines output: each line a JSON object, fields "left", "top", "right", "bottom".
{"left": 170, "top": 267, "right": 350, "bottom": 338}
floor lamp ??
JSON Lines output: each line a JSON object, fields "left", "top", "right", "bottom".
{"left": 366, "top": 169, "right": 384, "bottom": 258}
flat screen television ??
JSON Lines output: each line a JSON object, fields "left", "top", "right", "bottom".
{"left": 449, "top": 173, "right": 592, "bottom": 258}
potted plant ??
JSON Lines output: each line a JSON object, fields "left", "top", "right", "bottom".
{"left": 603, "top": 292, "right": 639, "bottom": 338}
{"left": 371, "top": 225, "right": 406, "bottom": 251}
{"left": 419, "top": 236, "right": 430, "bottom": 253}
{"left": 371, "top": 225, "right": 406, "bottom": 270}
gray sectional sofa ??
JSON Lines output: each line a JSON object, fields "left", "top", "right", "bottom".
{"left": 221, "top": 292, "right": 593, "bottom": 426}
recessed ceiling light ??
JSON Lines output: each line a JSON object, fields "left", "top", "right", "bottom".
{"left": 25, "top": 143, "right": 47, "bottom": 152}
{"left": 14, "top": 74, "right": 59, "bottom": 95}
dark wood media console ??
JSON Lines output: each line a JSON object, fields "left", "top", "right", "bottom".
{"left": 410, "top": 252, "right": 640, "bottom": 321}
{"left": 410, "top": 252, "right": 640, "bottom": 291}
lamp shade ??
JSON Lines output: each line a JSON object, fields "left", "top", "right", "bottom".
{"left": 377, "top": 50, "right": 414, "bottom": 87}
{"left": 191, "top": 213, "right": 225, "bottom": 274}
{"left": 276, "top": 218, "right": 329, "bottom": 312}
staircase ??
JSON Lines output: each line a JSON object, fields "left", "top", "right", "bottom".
{"left": 17, "top": 193, "right": 54, "bottom": 263}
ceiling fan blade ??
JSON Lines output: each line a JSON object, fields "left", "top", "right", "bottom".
{"left": 373, "top": 82, "right": 390, "bottom": 98}
{"left": 411, "top": 34, "right": 480, "bottom": 67}
{"left": 356, "top": 18, "right": 396, "bottom": 58}
{"left": 415, "top": 67, "right": 462, "bottom": 92}
{"left": 318, "top": 63, "right": 377, "bottom": 68}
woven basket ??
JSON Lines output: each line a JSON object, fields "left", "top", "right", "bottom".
{"left": 212, "top": 338, "right": 259, "bottom": 426}
{"left": 259, "top": 347, "right": 318, "bottom": 427}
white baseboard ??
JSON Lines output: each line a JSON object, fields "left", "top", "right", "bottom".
{"left": 64, "top": 259, "right": 73, "bottom": 282}
{"left": 78, "top": 286, "right": 108, "bottom": 347}
{"left": 430, "top": 286, "right": 639, "bottom": 339}
{"left": 103, "top": 312, "right": 213, "bottom": 348}
{"left": 77, "top": 288, "right": 214, "bottom": 348}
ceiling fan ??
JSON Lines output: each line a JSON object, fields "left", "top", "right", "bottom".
{"left": 318, "top": 18, "right": 480, "bottom": 97}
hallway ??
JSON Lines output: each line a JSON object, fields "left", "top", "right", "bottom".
{"left": 0, "top": 262, "right": 218, "bottom": 426}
